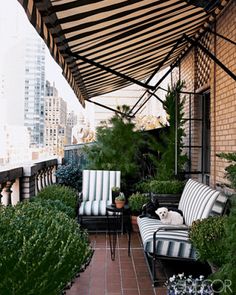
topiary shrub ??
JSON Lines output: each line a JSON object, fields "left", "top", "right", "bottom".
{"left": 55, "top": 164, "right": 82, "bottom": 191}
{"left": 0, "top": 202, "right": 92, "bottom": 295}
{"left": 36, "top": 184, "right": 77, "bottom": 211}
{"left": 30, "top": 197, "right": 76, "bottom": 219}
{"left": 189, "top": 216, "right": 227, "bottom": 267}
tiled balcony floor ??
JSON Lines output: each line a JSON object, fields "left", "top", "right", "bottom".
{"left": 66, "top": 232, "right": 210, "bottom": 295}
{"left": 66, "top": 232, "right": 166, "bottom": 295}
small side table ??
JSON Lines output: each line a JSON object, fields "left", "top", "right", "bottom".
{"left": 106, "top": 204, "right": 131, "bottom": 261}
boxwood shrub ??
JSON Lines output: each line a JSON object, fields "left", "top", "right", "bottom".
{"left": 136, "top": 179, "right": 185, "bottom": 194}
{"left": 36, "top": 184, "right": 77, "bottom": 210}
{"left": 30, "top": 197, "right": 76, "bottom": 219}
{"left": 0, "top": 202, "right": 92, "bottom": 295}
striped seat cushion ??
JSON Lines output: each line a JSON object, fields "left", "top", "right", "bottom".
{"left": 79, "top": 170, "right": 121, "bottom": 216}
{"left": 137, "top": 217, "right": 195, "bottom": 259}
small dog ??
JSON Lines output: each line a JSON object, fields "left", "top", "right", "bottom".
{"left": 156, "top": 207, "right": 184, "bottom": 225}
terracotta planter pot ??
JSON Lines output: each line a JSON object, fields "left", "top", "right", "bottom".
{"left": 115, "top": 200, "right": 125, "bottom": 209}
{"left": 112, "top": 191, "right": 120, "bottom": 204}
{"left": 131, "top": 215, "right": 139, "bottom": 232}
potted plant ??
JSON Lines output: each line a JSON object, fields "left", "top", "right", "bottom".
{"left": 115, "top": 192, "right": 125, "bottom": 209}
{"left": 128, "top": 192, "right": 149, "bottom": 232}
{"left": 189, "top": 216, "right": 227, "bottom": 272}
{"left": 112, "top": 186, "right": 121, "bottom": 204}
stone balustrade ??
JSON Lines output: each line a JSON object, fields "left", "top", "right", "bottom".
{"left": 0, "top": 158, "right": 59, "bottom": 206}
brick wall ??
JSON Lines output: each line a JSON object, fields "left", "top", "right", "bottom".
{"left": 211, "top": 0, "right": 236, "bottom": 187}
{"left": 175, "top": 0, "right": 236, "bottom": 187}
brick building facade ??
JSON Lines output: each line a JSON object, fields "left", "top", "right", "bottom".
{"left": 172, "top": 0, "right": 236, "bottom": 187}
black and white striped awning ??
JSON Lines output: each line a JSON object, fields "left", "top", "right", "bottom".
{"left": 17, "top": 0, "right": 228, "bottom": 107}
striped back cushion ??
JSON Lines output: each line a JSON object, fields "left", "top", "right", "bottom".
{"left": 82, "top": 170, "right": 121, "bottom": 202}
{"left": 178, "top": 179, "right": 220, "bottom": 226}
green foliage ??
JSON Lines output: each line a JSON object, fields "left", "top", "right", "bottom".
{"left": 30, "top": 197, "right": 76, "bottom": 219}
{"left": 112, "top": 186, "right": 120, "bottom": 192}
{"left": 217, "top": 152, "right": 236, "bottom": 189}
{"left": 149, "top": 180, "right": 185, "bottom": 194}
{"left": 189, "top": 216, "right": 227, "bottom": 266}
{"left": 55, "top": 164, "right": 82, "bottom": 191}
{"left": 155, "top": 81, "right": 187, "bottom": 180}
{"left": 36, "top": 184, "right": 77, "bottom": 211}
{"left": 0, "top": 202, "right": 92, "bottom": 295}
{"left": 213, "top": 197, "right": 236, "bottom": 294}
{"left": 128, "top": 192, "right": 149, "bottom": 215}
{"left": 115, "top": 192, "right": 125, "bottom": 201}
{"left": 84, "top": 105, "right": 145, "bottom": 192}
{"left": 136, "top": 179, "right": 185, "bottom": 194}
{"left": 135, "top": 180, "right": 151, "bottom": 193}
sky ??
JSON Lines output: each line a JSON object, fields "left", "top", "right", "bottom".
{"left": 0, "top": 0, "right": 85, "bottom": 116}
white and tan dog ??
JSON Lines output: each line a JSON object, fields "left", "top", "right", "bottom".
{"left": 156, "top": 207, "right": 184, "bottom": 225}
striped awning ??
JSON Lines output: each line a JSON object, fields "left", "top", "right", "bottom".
{"left": 17, "top": 0, "right": 228, "bottom": 107}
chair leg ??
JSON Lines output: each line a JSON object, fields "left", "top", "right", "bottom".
{"left": 77, "top": 215, "right": 83, "bottom": 225}
{"left": 152, "top": 255, "right": 158, "bottom": 287}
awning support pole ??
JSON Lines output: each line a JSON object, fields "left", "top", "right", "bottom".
{"left": 87, "top": 99, "right": 134, "bottom": 118}
{"left": 128, "top": 92, "right": 147, "bottom": 115}
{"left": 145, "top": 36, "right": 184, "bottom": 85}
{"left": 153, "top": 64, "right": 177, "bottom": 89}
{"left": 68, "top": 51, "right": 155, "bottom": 91}
{"left": 133, "top": 94, "right": 152, "bottom": 116}
{"left": 146, "top": 90, "right": 164, "bottom": 104}
{"left": 133, "top": 90, "right": 164, "bottom": 116}
{"left": 184, "top": 34, "right": 236, "bottom": 82}
{"left": 207, "top": 28, "right": 236, "bottom": 46}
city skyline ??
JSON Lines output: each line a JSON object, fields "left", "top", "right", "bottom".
{"left": 0, "top": 0, "right": 84, "bottom": 116}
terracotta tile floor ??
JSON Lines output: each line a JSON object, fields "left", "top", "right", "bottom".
{"left": 66, "top": 232, "right": 167, "bottom": 295}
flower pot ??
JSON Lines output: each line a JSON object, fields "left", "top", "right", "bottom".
{"left": 112, "top": 191, "right": 120, "bottom": 204}
{"left": 115, "top": 200, "right": 125, "bottom": 209}
{"left": 131, "top": 215, "right": 139, "bottom": 232}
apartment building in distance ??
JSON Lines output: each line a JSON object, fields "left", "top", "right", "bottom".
{"left": 66, "top": 110, "right": 78, "bottom": 144}
{"left": 44, "top": 81, "right": 68, "bottom": 157}
{"left": 24, "top": 35, "right": 46, "bottom": 148}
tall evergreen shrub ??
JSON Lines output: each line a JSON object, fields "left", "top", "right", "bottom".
{"left": 154, "top": 81, "right": 187, "bottom": 180}
{"left": 84, "top": 105, "right": 145, "bottom": 193}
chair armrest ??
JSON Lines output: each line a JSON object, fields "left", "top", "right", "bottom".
{"left": 78, "top": 192, "right": 83, "bottom": 202}
{"left": 76, "top": 192, "right": 83, "bottom": 216}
